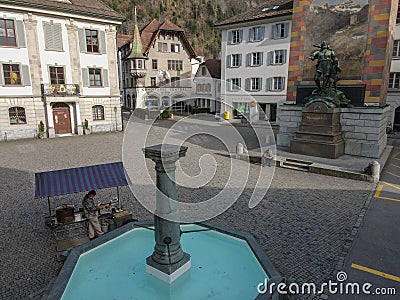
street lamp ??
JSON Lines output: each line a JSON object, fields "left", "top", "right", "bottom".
{"left": 114, "top": 106, "right": 117, "bottom": 131}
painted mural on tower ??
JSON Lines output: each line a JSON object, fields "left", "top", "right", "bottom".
{"left": 303, "top": 0, "right": 369, "bottom": 80}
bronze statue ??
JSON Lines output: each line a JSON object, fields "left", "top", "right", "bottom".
{"left": 309, "top": 41, "right": 341, "bottom": 94}
{"left": 306, "top": 41, "right": 350, "bottom": 107}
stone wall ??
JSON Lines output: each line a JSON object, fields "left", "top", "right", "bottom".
{"left": 340, "top": 106, "right": 389, "bottom": 158}
{"left": 276, "top": 104, "right": 302, "bottom": 147}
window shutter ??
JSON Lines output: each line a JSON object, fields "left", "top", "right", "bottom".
{"left": 284, "top": 22, "right": 290, "bottom": 38}
{"left": 102, "top": 69, "right": 109, "bottom": 87}
{"left": 260, "top": 26, "right": 265, "bottom": 40}
{"left": 53, "top": 24, "right": 63, "bottom": 51}
{"left": 272, "top": 25, "right": 276, "bottom": 39}
{"left": 43, "top": 22, "right": 53, "bottom": 50}
{"left": 267, "top": 78, "right": 272, "bottom": 91}
{"left": 99, "top": 31, "right": 106, "bottom": 54}
{"left": 283, "top": 50, "right": 287, "bottom": 64}
{"left": 238, "top": 78, "right": 241, "bottom": 89}
{"left": 226, "top": 55, "right": 231, "bottom": 68}
{"left": 246, "top": 53, "right": 251, "bottom": 66}
{"left": 226, "top": 79, "right": 230, "bottom": 91}
{"left": 260, "top": 52, "right": 264, "bottom": 66}
{"left": 258, "top": 78, "right": 262, "bottom": 91}
{"left": 245, "top": 78, "right": 250, "bottom": 91}
{"left": 282, "top": 77, "right": 286, "bottom": 90}
{"left": 21, "top": 65, "right": 31, "bottom": 86}
{"left": 82, "top": 68, "right": 89, "bottom": 86}
{"left": 16, "top": 20, "right": 26, "bottom": 48}
{"left": 238, "top": 54, "right": 242, "bottom": 67}
{"left": 248, "top": 28, "right": 253, "bottom": 42}
{"left": 228, "top": 31, "right": 232, "bottom": 44}
{"left": 267, "top": 51, "right": 272, "bottom": 65}
{"left": 238, "top": 30, "right": 243, "bottom": 43}
{"left": 78, "top": 28, "right": 86, "bottom": 52}
{"left": 0, "top": 64, "right": 4, "bottom": 85}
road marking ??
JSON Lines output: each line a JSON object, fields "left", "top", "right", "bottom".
{"left": 390, "top": 163, "right": 400, "bottom": 169}
{"left": 391, "top": 151, "right": 400, "bottom": 159}
{"left": 374, "top": 184, "right": 400, "bottom": 202}
{"left": 392, "top": 156, "right": 400, "bottom": 162}
{"left": 386, "top": 171, "right": 400, "bottom": 179}
{"left": 351, "top": 263, "right": 400, "bottom": 283}
{"left": 382, "top": 181, "right": 400, "bottom": 191}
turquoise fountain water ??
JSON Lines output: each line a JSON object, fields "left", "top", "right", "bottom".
{"left": 61, "top": 224, "right": 268, "bottom": 300}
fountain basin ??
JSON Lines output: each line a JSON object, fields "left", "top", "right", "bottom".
{"left": 48, "top": 222, "right": 282, "bottom": 300}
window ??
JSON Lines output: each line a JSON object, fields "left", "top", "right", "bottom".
{"left": 171, "top": 43, "right": 180, "bottom": 52}
{"left": 158, "top": 42, "right": 168, "bottom": 52}
{"left": 229, "top": 30, "right": 242, "bottom": 44}
{"left": 0, "top": 19, "right": 16, "bottom": 46}
{"left": 267, "top": 77, "right": 285, "bottom": 91}
{"left": 389, "top": 73, "right": 400, "bottom": 89}
{"left": 3, "top": 64, "right": 21, "bottom": 85}
{"left": 251, "top": 78, "right": 261, "bottom": 91}
{"left": 268, "top": 50, "right": 287, "bottom": 65}
{"left": 393, "top": 40, "right": 400, "bottom": 58}
{"left": 89, "top": 68, "right": 102, "bottom": 87}
{"left": 273, "top": 23, "right": 289, "bottom": 39}
{"left": 229, "top": 78, "right": 241, "bottom": 91}
{"left": 249, "top": 26, "right": 264, "bottom": 42}
{"left": 9, "top": 107, "right": 26, "bottom": 124}
{"left": 397, "top": 4, "right": 400, "bottom": 23}
{"left": 130, "top": 59, "right": 144, "bottom": 69}
{"left": 167, "top": 60, "right": 183, "bottom": 71}
{"left": 43, "top": 22, "right": 62, "bottom": 51}
{"left": 152, "top": 59, "right": 158, "bottom": 70}
{"left": 201, "top": 66, "right": 207, "bottom": 76}
{"left": 85, "top": 29, "right": 99, "bottom": 53}
{"left": 171, "top": 77, "right": 180, "bottom": 87}
{"left": 247, "top": 52, "right": 263, "bottom": 66}
{"left": 151, "top": 77, "right": 157, "bottom": 87}
{"left": 227, "top": 54, "right": 242, "bottom": 68}
{"left": 92, "top": 105, "right": 104, "bottom": 120}
{"left": 49, "top": 66, "right": 65, "bottom": 84}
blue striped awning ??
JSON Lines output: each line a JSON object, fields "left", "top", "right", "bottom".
{"left": 35, "top": 162, "right": 131, "bottom": 199}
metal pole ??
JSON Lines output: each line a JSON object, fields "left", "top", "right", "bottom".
{"left": 116, "top": 186, "right": 120, "bottom": 207}
{"left": 47, "top": 196, "right": 51, "bottom": 217}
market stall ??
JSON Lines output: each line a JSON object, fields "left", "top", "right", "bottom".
{"left": 35, "top": 162, "right": 134, "bottom": 253}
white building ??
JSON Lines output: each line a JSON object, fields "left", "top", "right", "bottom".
{"left": 193, "top": 59, "right": 221, "bottom": 113}
{"left": 387, "top": 4, "right": 400, "bottom": 131}
{"left": 0, "top": 0, "right": 124, "bottom": 140}
{"left": 215, "top": 1, "right": 292, "bottom": 122}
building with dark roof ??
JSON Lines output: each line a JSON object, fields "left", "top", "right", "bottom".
{"left": 215, "top": 0, "right": 293, "bottom": 122}
{"left": 0, "top": 0, "right": 124, "bottom": 139}
{"left": 118, "top": 16, "right": 198, "bottom": 111}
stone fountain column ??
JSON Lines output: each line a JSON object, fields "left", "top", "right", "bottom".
{"left": 143, "top": 144, "right": 191, "bottom": 283}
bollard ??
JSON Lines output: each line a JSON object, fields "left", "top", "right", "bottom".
{"left": 236, "top": 143, "right": 244, "bottom": 159}
{"left": 371, "top": 161, "right": 380, "bottom": 183}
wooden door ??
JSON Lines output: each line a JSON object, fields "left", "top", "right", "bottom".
{"left": 53, "top": 103, "right": 72, "bottom": 134}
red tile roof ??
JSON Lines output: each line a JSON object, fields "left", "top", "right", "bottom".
{"left": 159, "top": 20, "right": 183, "bottom": 32}
{"left": 202, "top": 59, "right": 221, "bottom": 79}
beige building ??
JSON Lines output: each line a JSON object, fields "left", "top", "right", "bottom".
{"left": 118, "top": 18, "right": 197, "bottom": 111}
{"left": 0, "top": 0, "right": 124, "bottom": 140}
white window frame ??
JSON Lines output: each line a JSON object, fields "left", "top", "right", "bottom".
{"left": 251, "top": 77, "right": 261, "bottom": 91}
{"left": 231, "top": 54, "right": 241, "bottom": 67}
{"left": 231, "top": 30, "right": 241, "bottom": 44}
{"left": 389, "top": 72, "right": 400, "bottom": 89}
{"left": 249, "top": 26, "right": 264, "bottom": 42}
{"left": 393, "top": 40, "right": 400, "bottom": 58}
{"left": 251, "top": 52, "right": 262, "bottom": 66}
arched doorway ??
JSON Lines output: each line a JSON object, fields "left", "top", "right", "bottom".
{"left": 394, "top": 106, "right": 400, "bottom": 132}
{"left": 52, "top": 103, "right": 72, "bottom": 134}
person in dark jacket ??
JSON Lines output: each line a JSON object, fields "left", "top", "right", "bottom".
{"left": 82, "top": 190, "right": 103, "bottom": 240}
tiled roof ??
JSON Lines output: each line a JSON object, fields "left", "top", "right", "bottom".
{"left": 1, "top": 0, "right": 124, "bottom": 20}
{"left": 215, "top": 0, "right": 293, "bottom": 27}
{"left": 118, "top": 19, "right": 196, "bottom": 58}
{"left": 202, "top": 59, "right": 221, "bottom": 79}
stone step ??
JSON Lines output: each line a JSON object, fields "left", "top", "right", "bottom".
{"left": 282, "top": 161, "right": 310, "bottom": 171}
{"left": 285, "top": 158, "right": 313, "bottom": 165}
{"left": 280, "top": 164, "right": 310, "bottom": 172}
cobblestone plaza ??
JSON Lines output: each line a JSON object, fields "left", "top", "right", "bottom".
{"left": 0, "top": 125, "right": 373, "bottom": 299}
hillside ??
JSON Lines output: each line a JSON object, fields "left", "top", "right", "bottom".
{"left": 105, "top": 0, "right": 264, "bottom": 59}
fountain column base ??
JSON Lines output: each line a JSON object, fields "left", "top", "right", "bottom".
{"left": 146, "top": 253, "right": 191, "bottom": 283}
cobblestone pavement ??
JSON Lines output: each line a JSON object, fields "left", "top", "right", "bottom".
{"left": 0, "top": 122, "right": 373, "bottom": 299}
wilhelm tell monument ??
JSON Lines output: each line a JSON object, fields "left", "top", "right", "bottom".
{"left": 277, "top": 0, "right": 398, "bottom": 159}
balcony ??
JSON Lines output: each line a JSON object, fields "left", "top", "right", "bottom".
{"left": 41, "top": 84, "right": 80, "bottom": 97}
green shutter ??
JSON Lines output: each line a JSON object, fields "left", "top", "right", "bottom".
{"left": 99, "top": 31, "right": 106, "bottom": 54}
{"left": 78, "top": 28, "right": 86, "bottom": 52}
{"left": 21, "top": 65, "right": 31, "bottom": 86}
{"left": 16, "top": 20, "right": 26, "bottom": 48}
{"left": 82, "top": 68, "right": 89, "bottom": 86}
{"left": 102, "top": 69, "right": 109, "bottom": 87}
{"left": 0, "top": 64, "right": 3, "bottom": 85}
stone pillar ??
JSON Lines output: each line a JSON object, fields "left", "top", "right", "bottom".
{"left": 106, "top": 25, "right": 120, "bottom": 96}
{"left": 23, "top": 14, "right": 43, "bottom": 96}
{"left": 46, "top": 102, "right": 55, "bottom": 138}
{"left": 143, "top": 144, "right": 191, "bottom": 283}
{"left": 75, "top": 102, "right": 83, "bottom": 135}
{"left": 66, "top": 20, "right": 82, "bottom": 87}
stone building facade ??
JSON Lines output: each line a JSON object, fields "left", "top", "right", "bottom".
{"left": 0, "top": 0, "right": 123, "bottom": 140}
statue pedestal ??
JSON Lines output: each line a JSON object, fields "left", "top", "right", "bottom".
{"left": 290, "top": 101, "right": 344, "bottom": 159}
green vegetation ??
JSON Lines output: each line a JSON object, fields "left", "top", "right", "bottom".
{"left": 106, "top": 0, "right": 263, "bottom": 58}
{"left": 191, "top": 107, "right": 211, "bottom": 114}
